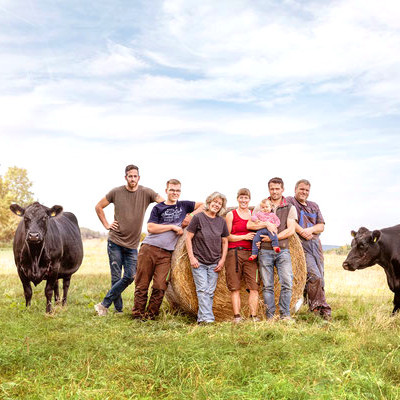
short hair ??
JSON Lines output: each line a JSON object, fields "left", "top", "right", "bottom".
{"left": 295, "top": 179, "right": 311, "bottom": 190}
{"left": 204, "top": 192, "right": 227, "bottom": 217}
{"left": 125, "top": 164, "right": 139, "bottom": 176}
{"left": 166, "top": 179, "right": 181, "bottom": 187}
{"left": 237, "top": 188, "right": 251, "bottom": 199}
{"left": 260, "top": 198, "right": 272, "bottom": 206}
{"left": 268, "top": 177, "right": 284, "bottom": 188}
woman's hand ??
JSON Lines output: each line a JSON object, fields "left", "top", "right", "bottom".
{"left": 214, "top": 259, "right": 225, "bottom": 272}
{"left": 243, "top": 232, "right": 256, "bottom": 240}
{"left": 190, "top": 256, "right": 199, "bottom": 269}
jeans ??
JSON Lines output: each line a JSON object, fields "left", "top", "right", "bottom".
{"left": 102, "top": 240, "right": 137, "bottom": 311}
{"left": 259, "top": 249, "right": 293, "bottom": 318}
{"left": 191, "top": 263, "right": 219, "bottom": 322}
{"left": 251, "top": 229, "right": 279, "bottom": 256}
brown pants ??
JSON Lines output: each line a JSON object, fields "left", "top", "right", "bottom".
{"left": 132, "top": 244, "right": 172, "bottom": 319}
{"left": 225, "top": 248, "right": 259, "bottom": 291}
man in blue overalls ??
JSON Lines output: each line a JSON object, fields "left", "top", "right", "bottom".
{"left": 287, "top": 179, "right": 332, "bottom": 320}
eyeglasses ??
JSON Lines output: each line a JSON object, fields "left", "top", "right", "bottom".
{"left": 168, "top": 189, "right": 181, "bottom": 193}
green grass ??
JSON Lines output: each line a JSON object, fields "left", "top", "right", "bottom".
{"left": 1, "top": 241, "right": 400, "bottom": 399}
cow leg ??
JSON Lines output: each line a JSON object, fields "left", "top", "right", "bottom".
{"left": 44, "top": 279, "right": 56, "bottom": 313}
{"left": 53, "top": 280, "right": 60, "bottom": 304}
{"left": 62, "top": 276, "right": 71, "bottom": 306}
{"left": 392, "top": 291, "right": 400, "bottom": 315}
{"left": 21, "top": 279, "right": 33, "bottom": 307}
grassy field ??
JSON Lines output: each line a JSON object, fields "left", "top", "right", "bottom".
{"left": 1, "top": 239, "right": 400, "bottom": 400}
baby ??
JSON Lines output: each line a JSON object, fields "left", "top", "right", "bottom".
{"left": 248, "top": 199, "right": 280, "bottom": 261}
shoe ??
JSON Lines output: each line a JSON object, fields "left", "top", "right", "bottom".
{"left": 321, "top": 313, "right": 332, "bottom": 321}
{"left": 273, "top": 247, "right": 281, "bottom": 253}
{"left": 250, "top": 316, "right": 260, "bottom": 322}
{"left": 248, "top": 255, "right": 257, "bottom": 261}
{"left": 114, "top": 310, "right": 124, "bottom": 316}
{"left": 94, "top": 303, "right": 108, "bottom": 316}
{"left": 233, "top": 316, "right": 243, "bottom": 324}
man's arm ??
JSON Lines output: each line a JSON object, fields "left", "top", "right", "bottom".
{"left": 147, "top": 222, "right": 183, "bottom": 235}
{"left": 295, "top": 222, "right": 325, "bottom": 240}
{"left": 247, "top": 219, "right": 278, "bottom": 234}
{"left": 95, "top": 197, "right": 119, "bottom": 231}
{"left": 181, "top": 202, "right": 204, "bottom": 228}
{"left": 261, "top": 218, "right": 296, "bottom": 242}
{"left": 277, "top": 217, "right": 296, "bottom": 240}
{"left": 155, "top": 194, "right": 165, "bottom": 203}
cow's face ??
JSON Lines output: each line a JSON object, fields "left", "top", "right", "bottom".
{"left": 342, "top": 227, "right": 381, "bottom": 271}
{"left": 10, "top": 202, "right": 63, "bottom": 243}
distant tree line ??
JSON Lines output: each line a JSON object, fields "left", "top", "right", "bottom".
{"left": 0, "top": 166, "right": 34, "bottom": 243}
{"left": 325, "top": 244, "right": 351, "bottom": 255}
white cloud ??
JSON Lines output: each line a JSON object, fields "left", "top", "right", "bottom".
{"left": 86, "top": 42, "right": 148, "bottom": 77}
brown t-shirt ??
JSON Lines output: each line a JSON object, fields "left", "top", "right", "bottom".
{"left": 187, "top": 212, "right": 229, "bottom": 265}
{"left": 106, "top": 185, "right": 158, "bottom": 249}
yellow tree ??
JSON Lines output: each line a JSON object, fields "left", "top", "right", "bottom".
{"left": 0, "top": 166, "right": 35, "bottom": 242}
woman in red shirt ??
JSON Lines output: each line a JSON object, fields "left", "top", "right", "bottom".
{"left": 225, "top": 188, "right": 260, "bottom": 323}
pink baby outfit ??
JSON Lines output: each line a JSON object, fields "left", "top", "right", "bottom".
{"left": 251, "top": 211, "right": 280, "bottom": 227}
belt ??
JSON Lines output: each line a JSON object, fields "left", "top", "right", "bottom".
{"left": 229, "top": 247, "right": 250, "bottom": 273}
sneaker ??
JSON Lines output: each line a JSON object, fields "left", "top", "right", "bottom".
{"left": 94, "top": 303, "right": 108, "bottom": 316}
{"left": 250, "top": 316, "right": 260, "bottom": 322}
{"left": 248, "top": 255, "right": 257, "bottom": 261}
{"left": 273, "top": 247, "right": 281, "bottom": 253}
{"left": 233, "top": 316, "right": 243, "bottom": 324}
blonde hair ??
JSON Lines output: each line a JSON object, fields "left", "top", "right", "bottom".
{"left": 204, "top": 192, "right": 227, "bottom": 216}
{"left": 260, "top": 198, "right": 273, "bottom": 208}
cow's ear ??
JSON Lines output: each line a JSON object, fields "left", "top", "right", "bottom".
{"left": 10, "top": 204, "right": 25, "bottom": 216}
{"left": 47, "top": 205, "right": 63, "bottom": 217}
{"left": 372, "top": 230, "right": 381, "bottom": 243}
{"left": 351, "top": 230, "right": 357, "bottom": 238}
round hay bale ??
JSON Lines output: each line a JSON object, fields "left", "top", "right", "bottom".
{"left": 165, "top": 231, "right": 307, "bottom": 321}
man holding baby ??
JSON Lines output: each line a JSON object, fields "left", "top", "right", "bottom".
{"left": 247, "top": 177, "right": 297, "bottom": 321}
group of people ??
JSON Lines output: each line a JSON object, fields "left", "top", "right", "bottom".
{"left": 94, "top": 164, "right": 331, "bottom": 323}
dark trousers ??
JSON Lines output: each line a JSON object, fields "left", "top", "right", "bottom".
{"left": 251, "top": 228, "right": 279, "bottom": 256}
{"left": 303, "top": 241, "right": 331, "bottom": 316}
{"left": 132, "top": 244, "right": 172, "bottom": 319}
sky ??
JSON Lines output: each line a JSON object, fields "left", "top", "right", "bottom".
{"left": 1, "top": 0, "right": 400, "bottom": 245}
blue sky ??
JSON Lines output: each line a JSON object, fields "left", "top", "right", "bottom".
{"left": 1, "top": 0, "right": 400, "bottom": 245}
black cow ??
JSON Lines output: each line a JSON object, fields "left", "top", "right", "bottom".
{"left": 10, "top": 202, "right": 83, "bottom": 313}
{"left": 343, "top": 225, "right": 400, "bottom": 314}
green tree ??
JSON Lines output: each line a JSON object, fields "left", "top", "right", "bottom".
{"left": 0, "top": 166, "right": 35, "bottom": 243}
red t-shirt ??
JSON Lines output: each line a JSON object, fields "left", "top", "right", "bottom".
{"left": 228, "top": 209, "right": 252, "bottom": 250}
